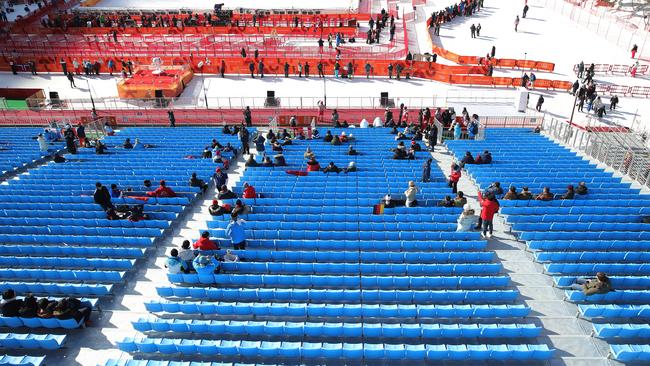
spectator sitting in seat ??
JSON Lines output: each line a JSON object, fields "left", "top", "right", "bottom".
{"left": 165, "top": 249, "right": 189, "bottom": 274}
{"left": 202, "top": 147, "right": 212, "bottom": 159}
{"left": 179, "top": 240, "right": 196, "bottom": 270}
{"left": 411, "top": 139, "right": 422, "bottom": 151}
{"left": 274, "top": 153, "right": 286, "bottom": 166}
{"left": 133, "top": 138, "right": 150, "bottom": 150}
{"left": 223, "top": 249, "right": 239, "bottom": 262}
{"left": 454, "top": 191, "right": 467, "bottom": 207}
{"left": 245, "top": 154, "right": 259, "bottom": 167}
{"left": 95, "top": 140, "right": 107, "bottom": 154}
{"left": 211, "top": 139, "right": 223, "bottom": 150}
{"left": 148, "top": 180, "right": 177, "bottom": 198}
{"left": 324, "top": 130, "right": 333, "bottom": 143}
{"left": 576, "top": 181, "right": 588, "bottom": 195}
{"left": 223, "top": 142, "right": 236, "bottom": 155}
{"left": 272, "top": 140, "right": 283, "bottom": 152}
{"left": 344, "top": 161, "right": 357, "bottom": 174}
{"left": 519, "top": 186, "right": 533, "bottom": 200}
{"left": 18, "top": 294, "right": 38, "bottom": 318}
{"left": 209, "top": 200, "right": 232, "bottom": 216}
{"left": 106, "top": 208, "right": 127, "bottom": 220}
{"left": 340, "top": 131, "right": 348, "bottom": 143}
{"left": 304, "top": 147, "right": 315, "bottom": 159}
{"left": 261, "top": 156, "right": 274, "bottom": 167}
{"left": 242, "top": 183, "right": 257, "bottom": 198}
{"left": 193, "top": 253, "right": 219, "bottom": 275}
{"left": 404, "top": 181, "right": 418, "bottom": 207}
{"left": 561, "top": 185, "right": 575, "bottom": 200}
{"left": 438, "top": 195, "right": 455, "bottom": 207}
{"left": 110, "top": 184, "right": 123, "bottom": 198}
{"left": 194, "top": 231, "right": 219, "bottom": 251}
{"left": 94, "top": 182, "right": 113, "bottom": 211}
{"left": 213, "top": 150, "right": 225, "bottom": 163}
{"left": 217, "top": 185, "right": 237, "bottom": 200}
{"left": 222, "top": 125, "right": 232, "bottom": 134}
{"left": 127, "top": 205, "right": 148, "bottom": 222}
{"left": 406, "top": 146, "right": 416, "bottom": 160}
{"left": 331, "top": 135, "right": 342, "bottom": 145}
{"left": 37, "top": 298, "right": 56, "bottom": 319}
{"left": 123, "top": 138, "right": 133, "bottom": 149}
{"left": 311, "top": 129, "right": 321, "bottom": 139}
{"left": 395, "top": 131, "right": 407, "bottom": 140}
{"left": 189, "top": 173, "right": 208, "bottom": 193}
{"left": 232, "top": 199, "right": 249, "bottom": 216}
{"left": 348, "top": 145, "right": 359, "bottom": 155}
{"left": 307, "top": 157, "right": 321, "bottom": 172}
{"left": 53, "top": 153, "right": 66, "bottom": 163}
{"left": 1, "top": 289, "right": 23, "bottom": 317}
{"left": 485, "top": 182, "right": 504, "bottom": 197}
{"left": 213, "top": 168, "right": 228, "bottom": 188}
{"left": 457, "top": 204, "right": 478, "bottom": 232}
{"left": 227, "top": 213, "right": 247, "bottom": 250}
{"left": 480, "top": 150, "right": 492, "bottom": 164}
{"left": 460, "top": 151, "right": 475, "bottom": 166}
{"left": 266, "top": 129, "right": 276, "bottom": 141}
{"left": 536, "top": 187, "right": 554, "bottom": 201}
{"left": 570, "top": 272, "right": 613, "bottom": 296}
{"left": 323, "top": 162, "right": 341, "bottom": 174}
{"left": 53, "top": 298, "right": 91, "bottom": 325}
{"left": 503, "top": 186, "right": 519, "bottom": 200}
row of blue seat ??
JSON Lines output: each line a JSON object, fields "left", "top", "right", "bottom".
{"left": 0, "top": 281, "right": 112, "bottom": 296}
{"left": 566, "top": 290, "right": 650, "bottom": 302}
{"left": 514, "top": 222, "right": 649, "bottom": 232}
{"left": 223, "top": 239, "right": 487, "bottom": 251}
{"left": 208, "top": 221, "right": 457, "bottom": 232}
{"left": 116, "top": 338, "right": 554, "bottom": 360}
{"left": 0, "top": 245, "right": 145, "bottom": 258}
{"left": 529, "top": 240, "right": 650, "bottom": 251}
{"left": 502, "top": 206, "right": 650, "bottom": 215}
{"left": 156, "top": 287, "right": 519, "bottom": 304}
{"left": 0, "top": 355, "right": 44, "bottom": 366}
{"left": 167, "top": 274, "right": 510, "bottom": 289}
{"left": 0, "top": 268, "right": 124, "bottom": 282}
{"left": 132, "top": 318, "right": 541, "bottom": 338}
{"left": 196, "top": 249, "right": 493, "bottom": 263}
{"left": 507, "top": 214, "right": 641, "bottom": 223}
{"left": 217, "top": 262, "right": 501, "bottom": 275}
{"left": 211, "top": 229, "right": 480, "bottom": 241}
{"left": 0, "top": 256, "right": 134, "bottom": 269}
{"left": 0, "top": 209, "right": 177, "bottom": 221}
{"left": 579, "top": 304, "right": 650, "bottom": 318}
{"left": 554, "top": 276, "right": 650, "bottom": 288}
{"left": 0, "top": 234, "right": 154, "bottom": 246}
{"left": 520, "top": 231, "right": 650, "bottom": 241}
{"left": 144, "top": 301, "right": 531, "bottom": 318}
{"left": 0, "top": 225, "right": 163, "bottom": 237}
{"left": 545, "top": 263, "right": 650, "bottom": 275}
{"left": 610, "top": 344, "right": 650, "bottom": 361}
{"left": 0, "top": 195, "right": 190, "bottom": 205}
{"left": 537, "top": 252, "right": 650, "bottom": 263}
{"left": 0, "top": 333, "right": 65, "bottom": 350}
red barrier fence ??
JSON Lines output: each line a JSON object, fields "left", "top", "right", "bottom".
{"left": 595, "top": 84, "right": 650, "bottom": 98}
{"left": 572, "top": 63, "right": 648, "bottom": 76}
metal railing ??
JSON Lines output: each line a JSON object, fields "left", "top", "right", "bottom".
{"left": 542, "top": 117, "right": 650, "bottom": 189}
{"left": 18, "top": 92, "right": 518, "bottom": 112}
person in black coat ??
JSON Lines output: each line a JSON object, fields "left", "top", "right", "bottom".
{"left": 93, "top": 182, "right": 113, "bottom": 211}
{"left": 427, "top": 125, "right": 438, "bottom": 151}
{"left": 1, "top": 289, "right": 23, "bottom": 317}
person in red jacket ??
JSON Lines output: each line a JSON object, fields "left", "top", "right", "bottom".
{"left": 147, "top": 180, "right": 177, "bottom": 198}
{"left": 477, "top": 191, "right": 500, "bottom": 238}
{"left": 193, "top": 231, "right": 219, "bottom": 251}
{"left": 448, "top": 163, "right": 462, "bottom": 194}
{"left": 242, "top": 182, "right": 257, "bottom": 199}
{"left": 306, "top": 157, "right": 321, "bottom": 172}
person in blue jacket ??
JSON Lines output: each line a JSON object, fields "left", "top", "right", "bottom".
{"left": 226, "top": 213, "right": 247, "bottom": 250}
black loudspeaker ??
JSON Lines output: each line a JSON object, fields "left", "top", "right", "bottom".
{"left": 154, "top": 90, "right": 168, "bottom": 108}
{"left": 49, "top": 91, "right": 61, "bottom": 107}
{"left": 265, "top": 90, "right": 278, "bottom": 107}
{"left": 380, "top": 92, "right": 394, "bottom": 108}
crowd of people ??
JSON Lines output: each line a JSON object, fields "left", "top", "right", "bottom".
{"left": 1, "top": 289, "right": 92, "bottom": 325}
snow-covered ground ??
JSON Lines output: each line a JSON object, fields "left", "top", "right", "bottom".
{"left": 86, "top": 0, "right": 359, "bottom": 11}
{"left": 3, "top": 1, "right": 42, "bottom": 22}
{"left": 0, "top": 0, "right": 648, "bottom": 131}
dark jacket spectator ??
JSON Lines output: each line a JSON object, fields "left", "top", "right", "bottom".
{"left": 561, "top": 185, "right": 575, "bottom": 200}
{"left": 93, "top": 182, "right": 112, "bottom": 210}
{"left": 1, "top": 289, "right": 23, "bottom": 317}
{"left": 576, "top": 182, "right": 588, "bottom": 195}
{"left": 518, "top": 187, "right": 533, "bottom": 200}
{"left": 503, "top": 187, "right": 519, "bottom": 200}
{"left": 536, "top": 187, "right": 554, "bottom": 201}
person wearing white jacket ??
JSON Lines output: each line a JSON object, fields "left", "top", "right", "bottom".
{"left": 457, "top": 204, "right": 478, "bottom": 232}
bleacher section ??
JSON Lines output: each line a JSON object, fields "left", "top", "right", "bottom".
{"left": 0, "top": 128, "right": 63, "bottom": 177}
{"left": 446, "top": 128, "right": 650, "bottom": 363}
{"left": 0, "top": 127, "right": 245, "bottom": 365}
{"left": 115, "top": 128, "right": 554, "bottom": 363}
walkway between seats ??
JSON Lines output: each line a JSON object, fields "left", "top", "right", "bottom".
{"left": 429, "top": 142, "right": 615, "bottom": 366}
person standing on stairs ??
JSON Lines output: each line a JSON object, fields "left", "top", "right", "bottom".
{"left": 477, "top": 191, "right": 499, "bottom": 238}
{"left": 226, "top": 213, "right": 247, "bottom": 250}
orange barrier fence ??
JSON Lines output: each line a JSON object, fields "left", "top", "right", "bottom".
{"left": 19, "top": 25, "right": 359, "bottom": 37}
{"left": 0, "top": 55, "right": 572, "bottom": 92}
{"left": 430, "top": 45, "right": 556, "bottom": 72}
